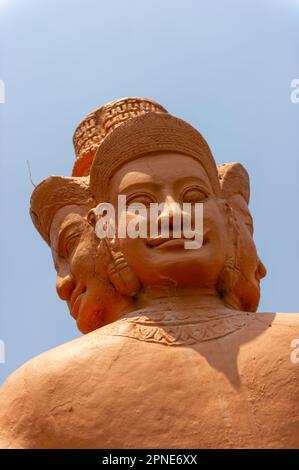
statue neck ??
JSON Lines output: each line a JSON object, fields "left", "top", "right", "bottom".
{"left": 119, "top": 286, "right": 237, "bottom": 320}
{"left": 104, "top": 286, "right": 249, "bottom": 347}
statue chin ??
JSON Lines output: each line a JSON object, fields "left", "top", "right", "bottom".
{"left": 0, "top": 97, "right": 298, "bottom": 450}
{"left": 117, "top": 215, "right": 229, "bottom": 291}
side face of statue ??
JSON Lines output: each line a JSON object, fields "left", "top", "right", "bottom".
{"left": 51, "top": 204, "right": 132, "bottom": 333}
{"left": 0, "top": 99, "right": 298, "bottom": 449}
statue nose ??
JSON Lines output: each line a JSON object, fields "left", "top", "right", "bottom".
{"left": 157, "top": 198, "right": 182, "bottom": 233}
{"left": 56, "top": 274, "right": 76, "bottom": 300}
{"left": 256, "top": 259, "right": 267, "bottom": 281}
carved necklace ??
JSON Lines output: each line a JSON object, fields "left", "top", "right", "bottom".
{"left": 98, "top": 307, "right": 252, "bottom": 346}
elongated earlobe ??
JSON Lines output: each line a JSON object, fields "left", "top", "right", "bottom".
{"left": 101, "top": 238, "right": 141, "bottom": 297}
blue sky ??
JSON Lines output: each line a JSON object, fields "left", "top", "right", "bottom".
{"left": 0, "top": 0, "right": 298, "bottom": 382}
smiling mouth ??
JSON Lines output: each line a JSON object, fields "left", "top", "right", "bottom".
{"left": 146, "top": 237, "right": 188, "bottom": 249}
{"left": 71, "top": 294, "right": 85, "bottom": 319}
{"left": 146, "top": 232, "right": 208, "bottom": 249}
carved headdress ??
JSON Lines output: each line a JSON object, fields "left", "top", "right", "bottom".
{"left": 30, "top": 176, "right": 93, "bottom": 245}
{"left": 30, "top": 97, "right": 222, "bottom": 241}
{"left": 89, "top": 111, "right": 221, "bottom": 201}
{"left": 31, "top": 98, "right": 166, "bottom": 243}
{"left": 72, "top": 97, "right": 167, "bottom": 176}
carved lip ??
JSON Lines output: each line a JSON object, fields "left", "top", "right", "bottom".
{"left": 146, "top": 233, "right": 205, "bottom": 249}
{"left": 70, "top": 285, "right": 86, "bottom": 319}
{"left": 71, "top": 294, "right": 84, "bottom": 319}
{"left": 147, "top": 237, "right": 188, "bottom": 249}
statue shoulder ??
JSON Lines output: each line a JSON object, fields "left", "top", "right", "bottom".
{"left": 0, "top": 356, "right": 41, "bottom": 448}
{"left": 243, "top": 312, "right": 299, "bottom": 379}
{"left": 272, "top": 312, "right": 299, "bottom": 325}
{"left": 0, "top": 327, "right": 129, "bottom": 448}
{"left": 250, "top": 312, "right": 299, "bottom": 347}
{"left": 258, "top": 311, "right": 299, "bottom": 333}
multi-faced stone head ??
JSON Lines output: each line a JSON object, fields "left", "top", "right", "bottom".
{"left": 30, "top": 97, "right": 267, "bottom": 335}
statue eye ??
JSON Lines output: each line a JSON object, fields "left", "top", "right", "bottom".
{"left": 182, "top": 188, "right": 208, "bottom": 203}
{"left": 66, "top": 234, "right": 81, "bottom": 255}
{"left": 59, "top": 232, "right": 82, "bottom": 258}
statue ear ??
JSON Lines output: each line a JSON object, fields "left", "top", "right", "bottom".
{"left": 217, "top": 162, "right": 250, "bottom": 204}
{"left": 87, "top": 208, "right": 97, "bottom": 228}
{"left": 101, "top": 238, "right": 141, "bottom": 297}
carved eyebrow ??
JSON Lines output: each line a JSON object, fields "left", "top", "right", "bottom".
{"left": 117, "top": 181, "right": 160, "bottom": 194}
{"left": 119, "top": 177, "right": 212, "bottom": 194}
{"left": 173, "top": 175, "right": 212, "bottom": 193}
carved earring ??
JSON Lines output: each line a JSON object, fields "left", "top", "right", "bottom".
{"left": 101, "top": 238, "right": 141, "bottom": 297}
{"left": 87, "top": 207, "right": 141, "bottom": 296}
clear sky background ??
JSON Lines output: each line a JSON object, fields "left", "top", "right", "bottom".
{"left": 0, "top": 0, "right": 298, "bottom": 383}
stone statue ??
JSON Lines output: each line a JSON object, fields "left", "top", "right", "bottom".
{"left": 0, "top": 98, "right": 298, "bottom": 449}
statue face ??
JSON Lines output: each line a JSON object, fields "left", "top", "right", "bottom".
{"left": 109, "top": 153, "right": 230, "bottom": 290}
{"left": 50, "top": 205, "right": 125, "bottom": 333}
{"left": 229, "top": 194, "right": 266, "bottom": 310}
